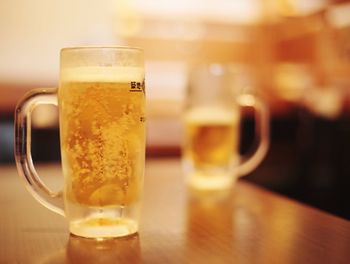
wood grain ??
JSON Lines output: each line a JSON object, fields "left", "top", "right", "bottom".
{"left": 1, "top": 159, "right": 349, "bottom": 263}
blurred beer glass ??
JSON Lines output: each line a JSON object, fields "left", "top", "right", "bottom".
{"left": 182, "top": 64, "right": 269, "bottom": 192}
{"left": 15, "top": 47, "right": 145, "bottom": 239}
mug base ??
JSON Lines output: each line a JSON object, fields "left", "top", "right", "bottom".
{"left": 187, "top": 170, "right": 235, "bottom": 191}
{"left": 69, "top": 216, "right": 138, "bottom": 239}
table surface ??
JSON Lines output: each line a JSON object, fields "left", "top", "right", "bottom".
{"left": 1, "top": 159, "right": 350, "bottom": 264}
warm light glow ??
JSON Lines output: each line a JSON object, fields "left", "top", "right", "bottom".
{"left": 326, "top": 2, "right": 350, "bottom": 28}
{"left": 130, "top": 0, "right": 262, "bottom": 24}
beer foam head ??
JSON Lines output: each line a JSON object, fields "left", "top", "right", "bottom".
{"left": 61, "top": 66, "right": 144, "bottom": 82}
{"left": 185, "top": 106, "right": 239, "bottom": 124}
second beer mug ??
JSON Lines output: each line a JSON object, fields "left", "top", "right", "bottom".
{"left": 15, "top": 47, "right": 145, "bottom": 239}
{"left": 182, "top": 64, "right": 269, "bottom": 192}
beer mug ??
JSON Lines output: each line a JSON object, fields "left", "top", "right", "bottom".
{"left": 15, "top": 47, "right": 146, "bottom": 239}
{"left": 183, "top": 64, "right": 269, "bottom": 191}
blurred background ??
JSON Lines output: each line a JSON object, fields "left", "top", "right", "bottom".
{"left": 1, "top": 0, "right": 350, "bottom": 219}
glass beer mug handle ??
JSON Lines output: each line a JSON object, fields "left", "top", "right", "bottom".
{"left": 14, "top": 88, "right": 64, "bottom": 216}
{"left": 237, "top": 94, "right": 269, "bottom": 177}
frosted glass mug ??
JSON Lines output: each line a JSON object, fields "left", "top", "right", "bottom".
{"left": 183, "top": 64, "right": 269, "bottom": 192}
{"left": 15, "top": 47, "right": 145, "bottom": 239}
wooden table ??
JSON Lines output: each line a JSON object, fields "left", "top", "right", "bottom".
{"left": 1, "top": 159, "right": 350, "bottom": 264}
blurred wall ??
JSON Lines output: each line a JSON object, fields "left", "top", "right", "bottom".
{"left": 0, "top": 0, "right": 117, "bottom": 85}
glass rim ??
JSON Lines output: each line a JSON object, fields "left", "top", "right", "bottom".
{"left": 60, "top": 45, "right": 143, "bottom": 53}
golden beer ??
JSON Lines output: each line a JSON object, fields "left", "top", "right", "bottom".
{"left": 183, "top": 107, "right": 239, "bottom": 190}
{"left": 59, "top": 66, "right": 145, "bottom": 237}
